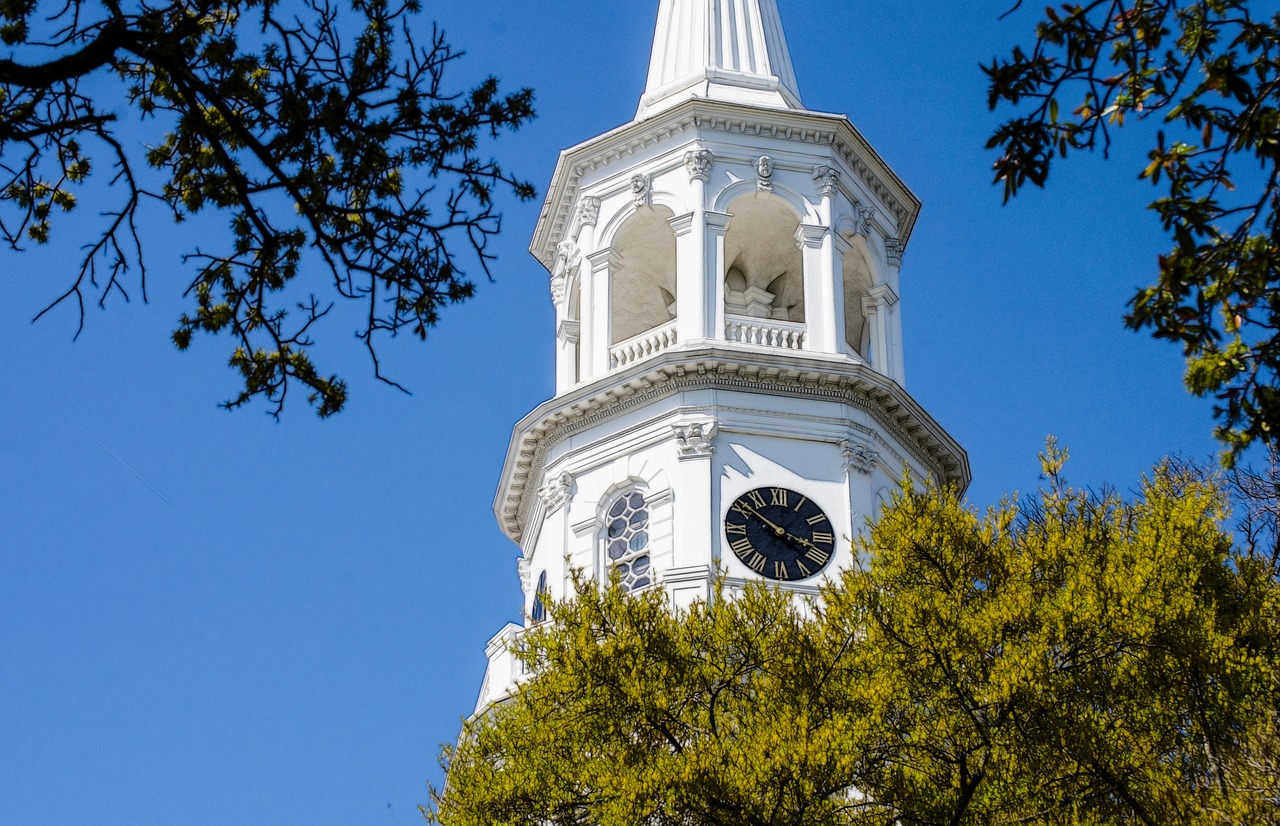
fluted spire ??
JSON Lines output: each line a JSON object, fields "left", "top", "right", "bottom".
{"left": 637, "top": 0, "right": 803, "bottom": 119}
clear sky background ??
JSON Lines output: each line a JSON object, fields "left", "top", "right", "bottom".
{"left": 0, "top": 2, "right": 1225, "bottom": 824}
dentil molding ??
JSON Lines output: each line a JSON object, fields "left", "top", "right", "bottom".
{"left": 529, "top": 99, "right": 922, "bottom": 270}
{"left": 494, "top": 349, "right": 970, "bottom": 543}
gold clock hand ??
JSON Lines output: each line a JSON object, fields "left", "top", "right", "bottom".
{"left": 741, "top": 504, "right": 819, "bottom": 549}
{"left": 784, "top": 530, "right": 823, "bottom": 553}
{"left": 741, "top": 503, "right": 787, "bottom": 537}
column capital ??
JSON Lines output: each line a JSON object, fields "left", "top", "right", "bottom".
{"left": 684, "top": 149, "right": 714, "bottom": 183}
{"left": 885, "top": 237, "right": 904, "bottom": 267}
{"left": 673, "top": 419, "right": 718, "bottom": 460}
{"left": 841, "top": 439, "right": 879, "bottom": 476}
{"left": 576, "top": 196, "right": 601, "bottom": 228}
{"left": 517, "top": 557, "right": 532, "bottom": 593}
{"left": 812, "top": 165, "right": 840, "bottom": 197}
{"left": 538, "top": 471, "right": 575, "bottom": 515}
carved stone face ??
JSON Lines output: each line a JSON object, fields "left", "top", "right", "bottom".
{"left": 756, "top": 155, "right": 773, "bottom": 178}
{"left": 631, "top": 174, "right": 649, "bottom": 195}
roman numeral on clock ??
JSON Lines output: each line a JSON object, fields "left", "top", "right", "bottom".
{"left": 805, "top": 548, "right": 830, "bottom": 565}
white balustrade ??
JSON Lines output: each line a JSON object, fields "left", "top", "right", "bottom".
{"left": 610, "top": 321, "right": 679, "bottom": 369}
{"left": 724, "top": 315, "right": 807, "bottom": 350}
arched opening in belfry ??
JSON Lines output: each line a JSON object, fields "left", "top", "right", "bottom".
{"left": 610, "top": 207, "right": 678, "bottom": 345}
{"left": 842, "top": 238, "right": 875, "bottom": 359}
{"left": 723, "top": 197, "right": 804, "bottom": 324}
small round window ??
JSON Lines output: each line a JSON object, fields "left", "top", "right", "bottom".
{"left": 605, "top": 492, "right": 651, "bottom": 591}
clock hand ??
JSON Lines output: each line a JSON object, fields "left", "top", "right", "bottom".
{"left": 781, "top": 530, "right": 824, "bottom": 554}
{"left": 740, "top": 504, "right": 788, "bottom": 537}
{"left": 740, "top": 504, "right": 820, "bottom": 548}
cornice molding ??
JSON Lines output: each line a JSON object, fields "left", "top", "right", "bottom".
{"left": 530, "top": 99, "right": 921, "bottom": 271}
{"left": 493, "top": 348, "right": 969, "bottom": 544}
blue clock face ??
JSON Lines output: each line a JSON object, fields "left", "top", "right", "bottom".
{"left": 724, "top": 487, "right": 836, "bottom": 581}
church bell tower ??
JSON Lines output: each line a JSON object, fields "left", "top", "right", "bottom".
{"left": 475, "top": 0, "right": 969, "bottom": 712}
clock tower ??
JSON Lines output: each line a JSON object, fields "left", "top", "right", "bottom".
{"left": 475, "top": 0, "right": 969, "bottom": 712}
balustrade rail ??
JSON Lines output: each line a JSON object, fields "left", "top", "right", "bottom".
{"left": 725, "top": 315, "right": 807, "bottom": 350}
{"left": 610, "top": 321, "right": 679, "bottom": 369}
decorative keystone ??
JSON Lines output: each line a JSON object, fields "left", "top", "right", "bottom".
{"left": 851, "top": 202, "right": 875, "bottom": 238}
{"left": 756, "top": 155, "right": 774, "bottom": 192}
{"left": 555, "top": 239, "right": 578, "bottom": 272}
{"left": 631, "top": 173, "right": 652, "bottom": 207}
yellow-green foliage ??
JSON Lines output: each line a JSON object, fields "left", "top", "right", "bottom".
{"left": 426, "top": 452, "right": 1279, "bottom": 826}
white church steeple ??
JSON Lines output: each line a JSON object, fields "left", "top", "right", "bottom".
{"left": 475, "top": 2, "right": 969, "bottom": 716}
{"left": 638, "top": 0, "right": 803, "bottom": 119}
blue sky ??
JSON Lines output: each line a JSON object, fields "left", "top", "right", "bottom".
{"left": 0, "top": 2, "right": 1222, "bottom": 824}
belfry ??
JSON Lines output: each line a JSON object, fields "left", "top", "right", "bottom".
{"left": 475, "top": 0, "right": 968, "bottom": 712}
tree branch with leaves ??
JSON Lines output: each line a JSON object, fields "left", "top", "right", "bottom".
{"left": 1, "top": 0, "right": 535, "bottom": 416}
{"left": 427, "top": 449, "right": 1280, "bottom": 825}
{"left": 987, "top": 1, "right": 1280, "bottom": 460}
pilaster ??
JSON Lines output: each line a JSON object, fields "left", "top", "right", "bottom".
{"left": 555, "top": 320, "right": 580, "bottom": 392}
{"left": 882, "top": 243, "right": 907, "bottom": 385}
{"left": 585, "top": 248, "right": 620, "bottom": 379}
{"left": 832, "top": 232, "right": 853, "bottom": 359}
{"left": 535, "top": 471, "right": 575, "bottom": 605}
{"left": 706, "top": 212, "right": 732, "bottom": 342}
{"left": 868, "top": 283, "right": 901, "bottom": 385}
{"left": 671, "top": 418, "right": 717, "bottom": 575}
{"left": 796, "top": 224, "right": 837, "bottom": 354}
{"left": 574, "top": 199, "right": 601, "bottom": 384}
{"left": 677, "top": 149, "right": 714, "bottom": 345}
{"left": 671, "top": 211, "right": 702, "bottom": 346}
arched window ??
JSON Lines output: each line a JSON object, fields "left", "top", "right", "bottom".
{"left": 843, "top": 241, "right": 875, "bottom": 358}
{"left": 723, "top": 197, "right": 805, "bottom": 323}
{"left": 530, "top": 571, "right": 549, "bottom": 624}
{"left": 611, "top": 207, "right": 678, "bottom": 345}
{"left": 604, "top": 491, "right": 652, "bottom": 591}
